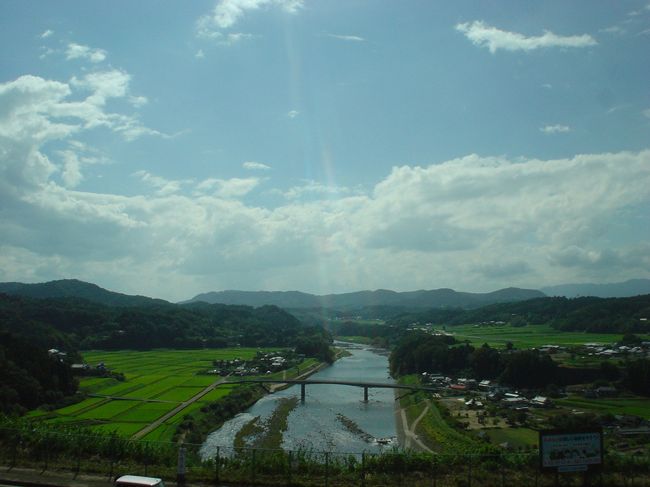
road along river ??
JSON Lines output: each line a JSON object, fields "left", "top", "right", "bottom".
{"left": 200, "top": 342, "right": 398, "bottom": 457}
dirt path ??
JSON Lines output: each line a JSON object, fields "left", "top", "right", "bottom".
{"left": 131, "top": 376, "right": 229, "bottom": 440}
{"left": 394, "top": 394, "right": 434, "bottom": 453}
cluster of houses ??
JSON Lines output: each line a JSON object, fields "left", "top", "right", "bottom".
{"left": 420, "top": 373, "right": 552, "bottom": 410}
{"left": 583, "top": 342, "right": 650, "bottom": 357}
{"left": 47, "top": 348, "right": 68, "bottom": 361}
{"left": 538, "top": 342, "right": 650, "bottom": 357}
{"left": 208, "top": 351, "right": 297, "bottom": 376}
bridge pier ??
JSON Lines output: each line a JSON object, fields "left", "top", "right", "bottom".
{"left": 363, "top": 386, "right": 368, "bottom": 403}
{"left": 301, "top": 383, "right": 306, "bottom": 403}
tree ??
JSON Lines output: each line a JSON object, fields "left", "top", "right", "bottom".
{"left": 471, "top": 344, "right": 501, "bottom": 380}
{"left": 499, "top": 350, "right": 558, "bottom": 388}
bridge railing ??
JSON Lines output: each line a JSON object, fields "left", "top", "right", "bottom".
{"left": 2, "top": 426, "right": 650, "bottom": 486}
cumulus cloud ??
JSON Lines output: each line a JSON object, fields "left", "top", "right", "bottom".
{"left": 243, "top": 161, "right": 271, "bottom": 171}
{"left": 59, "top": 148, "right": 102, "bottom": 188}
{"left": 540, "top": 124, "right": 571, "bottom": 134}
{"left": 65, "top": 43, "right": 107, "bottom": 63}
{"left": 2, "top": 69, "right": 650, "bottom": 299}
{"left": 0, "top": 72, "right": 163, "bottom": 198}
{"left": 287, "top": 110, "right": 299, "bottom": 118}
{"left": 455, "top": 21, "right": 597, "bottom": 53}
{"left": 40, "top": 29, "right": 54, "bottom": 39}
{"left": 196, "top": 0, "right": 302, "bottom": 40}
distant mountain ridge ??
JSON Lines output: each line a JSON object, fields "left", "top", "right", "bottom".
{"left": 0, "top": 279, "right": 169, "bottom": 307}
{"left": 186, "top": 287, "right": 546, "bottom": 309}
{"left": 541, "top": 279, "right": 650, "bottom": 298}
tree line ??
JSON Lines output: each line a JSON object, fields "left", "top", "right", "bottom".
{"left": 389, "top": 331, "right": 650, "bottom": 394}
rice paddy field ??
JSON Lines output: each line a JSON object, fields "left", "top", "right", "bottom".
{"left": 556, "top": 395, "right": 650, "bottom": 420}
{"left": 438, "top": 323, "right": 645, "bottom": 349}
{"left": 30, "top": 348, "right": 280, "bottom": 442}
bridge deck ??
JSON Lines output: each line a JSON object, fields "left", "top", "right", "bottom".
{"left": 225, "top": 378, "right": 437, "bottom": 393}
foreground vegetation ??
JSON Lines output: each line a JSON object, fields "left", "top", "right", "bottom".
{"left": 3, "top": 419, "right": 650, "bottom": 486}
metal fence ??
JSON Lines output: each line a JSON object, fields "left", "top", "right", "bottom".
{"left": 2, "top": 426, "right": 650, "bottom": 486}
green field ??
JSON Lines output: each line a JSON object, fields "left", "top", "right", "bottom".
{"left": 439, "top": 324, "right": 641, "bottom": 349}
{"left": 35, "top": 348, "right": 280, "bottom": 441}
{"left": 556, "top": 395, "right": 650, "bottom": 419}
{"left": 485, "top": 428, "right": 538, "bottom": 449}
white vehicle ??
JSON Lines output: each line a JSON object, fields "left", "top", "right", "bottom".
{"left": 115, "top": 475, "right": 165, "bottom": 487}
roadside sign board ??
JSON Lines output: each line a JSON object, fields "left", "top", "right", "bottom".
{"left": 539, "top": 429, "right": 603, "bottom": 473}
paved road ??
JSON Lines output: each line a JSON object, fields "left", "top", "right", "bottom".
{"left": 130, "top": 377, "right": 230, "bottom": 440}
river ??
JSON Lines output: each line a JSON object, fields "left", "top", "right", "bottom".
{"left": 200, "top": 342, "right": 398, "bottom": 456}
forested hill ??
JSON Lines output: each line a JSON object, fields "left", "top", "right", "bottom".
{"left": 0, "top": 293, "right": 324, "bottom": 351}
{"left": 0, "top": 293, "right": 331, "bottom": 414}
{"left": 187, "top": 287, "right": 545, "bottom": 309}
{"left": 0, "top": 279, "right": 168, "bottom": 307}
{"left": 387, "top": 294, "right": 650, "bottom": 333}
{"left": 541, "top": 278, "right": 650, "bottom": 298}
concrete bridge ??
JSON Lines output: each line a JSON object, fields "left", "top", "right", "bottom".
{"left": 225, "top": 378, "right": 438, "bottom": 403}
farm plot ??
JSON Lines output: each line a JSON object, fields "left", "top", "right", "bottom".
{"left": 77, "top": 399, "right": 141, "bottom": 420}
{"left": 556, "top": 395, "right": 650, "bottom": 419}
{"left": 37, "top": 348, "right": 283, "bottom": 439}
{"left": 439, "top": 324, "right": 640, "bottom": 349}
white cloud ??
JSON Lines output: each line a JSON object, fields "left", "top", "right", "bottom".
{"left": 65, "top": 43, "right": 107, "bottom": 63}
{"left": 287, "top": 110, "right": 299, "bottom": 118}
{"left": 0, "top": 72, "right": 162, "bottom": 198}
{"left": 40, "top": 29, "right": 54, "bottom": 39}
{"left": 327, "top": 34, "right": 365, "bottom": 42}
{"left": 130, "top": 95, "right": 148, "bottom": 108}
{"left": 133, "top": 170, "right": 189, "bottom": 196}
{"left": 2, "top": 70, "right": 650, "bottom": 299}
{"left": 243, "top": 161, "right": 271, "bottom": 170}
{"left": 228, "top": 32, "right": 253, "bottom": 43}
{"left": 600, "top": 25, "right": 626, "bottom": 35}
{"left": 196, "top": 0, "right": 303, "bottom": 40}
{"left": 195, "top": 177, "right": 261, "bottom": 198}
{"left": 540, "top": 124, "right": 571, "bottom": 134}
{"left": 282, "top": 180, "right": 350, "bottom": 200}
{"left": 195, "top": 49, "right": 205, "bottom": 59}
{"left": 71, "top": 70, "right": 131, "bottom": 102}
{"left": 455, "top": 21, "right": 597, "bottom": 53}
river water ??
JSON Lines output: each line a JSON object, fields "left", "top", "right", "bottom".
{"left": 200, "top": 342, "right": 398, "bottom": 456}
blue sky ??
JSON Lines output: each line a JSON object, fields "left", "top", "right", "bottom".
{"left": 1, "top": 0, "right": 649, "bottom": 301}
